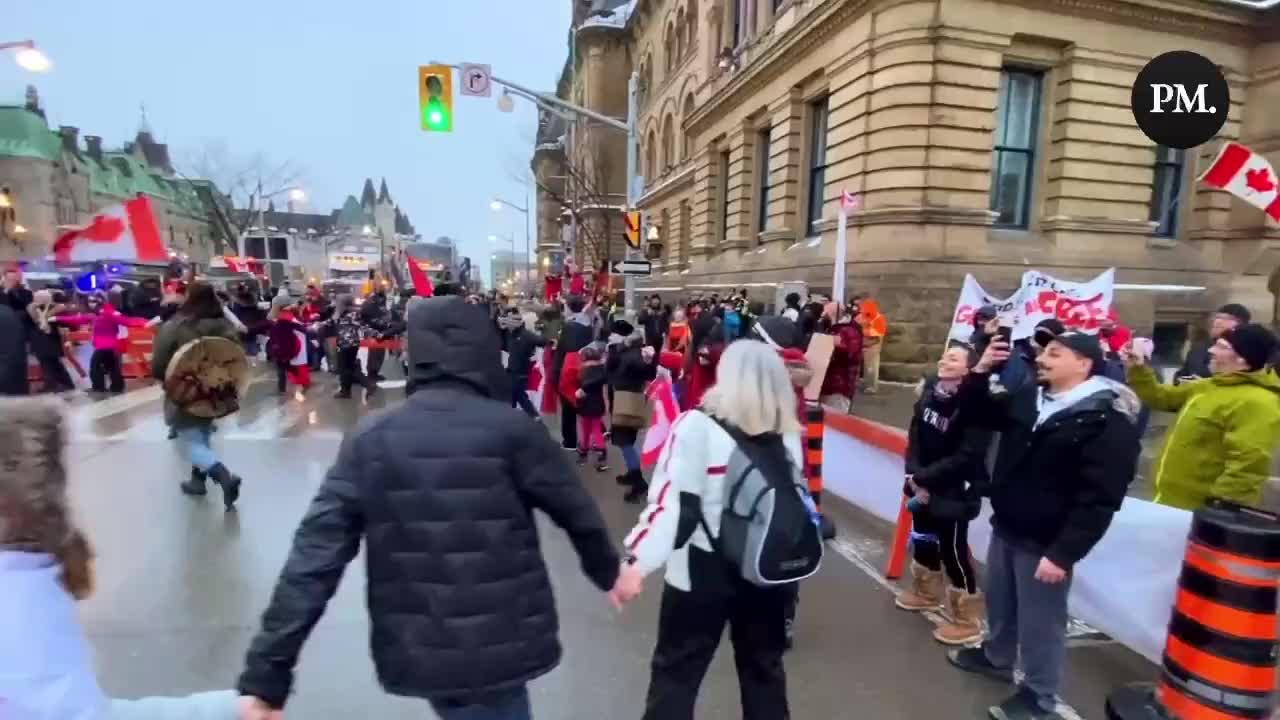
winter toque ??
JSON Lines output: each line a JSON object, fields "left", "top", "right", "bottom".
{"left": 1223, "top": 323, "right": 1277, "bottom": 371}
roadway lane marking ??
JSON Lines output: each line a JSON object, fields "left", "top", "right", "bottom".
{"left": 826, "top": 535, "right": 1088, "bottom": 720}
{"left": 70, "top": 384, "right": 166, "bottom": 422}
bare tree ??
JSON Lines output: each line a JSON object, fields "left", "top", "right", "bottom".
{"left": 178, "top": 140, "right": 306, "bottom": 235}
{"left": 525, "top": 151, "right": 624, "bottom": 272}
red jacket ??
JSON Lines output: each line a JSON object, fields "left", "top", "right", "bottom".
{"left": 820, "top": 322, "right": 864, "bottom": 400}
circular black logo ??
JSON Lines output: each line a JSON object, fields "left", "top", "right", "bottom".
{"left": 1130, "top": 51, "right": 1229, "bottom": 150}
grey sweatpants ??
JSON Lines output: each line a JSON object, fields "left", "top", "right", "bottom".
{"left": 982, "top": 531, "right": 1071, "bottom": 711}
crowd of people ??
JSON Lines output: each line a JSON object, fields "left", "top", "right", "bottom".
{"left": 6, "top": 264, "right": 1280, "bottom": 720}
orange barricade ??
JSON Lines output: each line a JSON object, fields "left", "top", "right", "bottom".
{"left": 805, "top": 402, "right": 838, "bottom": 540}
{"left": 1106, "top": 500, "right": 1280, "bottom": 720}
{"left": 122, "top": 326, "right": 155, "bottom": 380}
{"left": 822, "top": 411, "right": 913, "bottom": 578}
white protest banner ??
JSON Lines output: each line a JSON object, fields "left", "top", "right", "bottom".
{"left": 1013, "top": 268, "right": 1114, "bottom": 338}
{"left": 948, "top": 269, "right": 1115, "bottom": 343}
{"left": 947, "top": 275, "right": 1015, "bottom": 343}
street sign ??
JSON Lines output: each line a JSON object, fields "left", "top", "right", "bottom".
{"left": 624, "top": 210, "right": 641, "bottom": 249}
{"left": 612, "top": 259, "right": 651, "bottom": 276}
{"left": 460, "top": 63, "right": 492, "bottom": 98}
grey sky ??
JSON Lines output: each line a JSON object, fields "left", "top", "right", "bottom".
{"left": 3, "top": 0, "right": 571, "bottom": 282}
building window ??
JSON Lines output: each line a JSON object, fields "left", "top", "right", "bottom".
{"left": 718, "top": 149, "right": 731, "bottom": 242}
{"left": 989, "top": 68, "right": 1042, "bottom": 228}
{"left": 757, "top": 127, "right": 771, "bottom": 235}
{"left": 680, "top": 200, "right": 691, "bottom": 267}
{"left": 1150, "top": 146, "right": 1185, "bottom": 238}
{"left": 805, "top": 97, "right": 829, "bottom": 233}
{"left": 732, "top": 0, "right": 744, "bottom": 46}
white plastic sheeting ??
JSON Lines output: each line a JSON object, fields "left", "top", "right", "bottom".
{"left": 823, "top": 423, "right": 1187, "bottom": 664}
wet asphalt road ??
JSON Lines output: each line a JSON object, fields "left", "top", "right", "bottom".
{"left": 65, "top": 363, "right": 1151, "bottom": 719}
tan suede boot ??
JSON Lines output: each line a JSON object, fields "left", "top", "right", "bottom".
{"left": 933, "top": 588, "right": 985, "bottom": 645}
{"left": 895, "top": 561, "right": 945, "bottom": 611}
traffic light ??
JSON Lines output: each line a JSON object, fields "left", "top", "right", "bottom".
{"left": 418, "top": 65, "right": 453, "bottom": 132}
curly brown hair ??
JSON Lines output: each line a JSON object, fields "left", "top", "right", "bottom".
{"left": 0, "top": 398, "right": 94, "bottom": 599}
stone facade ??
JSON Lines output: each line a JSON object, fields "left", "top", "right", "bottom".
{"left": 621, "top": 0, "right": 1280, "bottom": 379}
{"left": 0, "top": 98, "right": 232, "bottom": 266}
{"left": 533, "top": 0, "right": 634, "bottom": 282}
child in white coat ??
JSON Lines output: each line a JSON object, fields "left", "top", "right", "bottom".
{"left": 0, "top": 397, "right": 239, "bottom": 720}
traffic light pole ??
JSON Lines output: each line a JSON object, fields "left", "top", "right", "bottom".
{"left": 622, "top": 70, "right": 639, "bottom": 318}
{"left": 445, "top": 64, "right": 640, "bottom": 314}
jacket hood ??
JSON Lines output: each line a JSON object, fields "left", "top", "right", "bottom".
{"left": 1211, "top": 367, "right": 1280, "bottom": 393}
{"left": 406, "top": 296, "right": 506, "bottom": 398}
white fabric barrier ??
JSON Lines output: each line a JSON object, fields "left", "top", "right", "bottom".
{"left": 823, "top": 422, "right": 1189, "bottom": 664}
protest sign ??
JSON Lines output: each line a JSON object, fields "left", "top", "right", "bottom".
{"left": 948, "top": 269, "right": 1115, "bottom": 342}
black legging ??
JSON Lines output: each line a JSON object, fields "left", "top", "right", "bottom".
{"left": 911, "top": 512, "right": 977, "bottom": 594}
{"left": 36, "top": 354, "right": 74, "bottom": 392}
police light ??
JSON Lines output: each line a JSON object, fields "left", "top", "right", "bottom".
{"left": 76, "top": 272, "right": 99, "bottom": 293}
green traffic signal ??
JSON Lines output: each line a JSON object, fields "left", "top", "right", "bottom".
{"left": 425, "top": 99, "right": 449, "bottom": 130}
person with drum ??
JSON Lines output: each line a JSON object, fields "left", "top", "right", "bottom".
{"left": 151, "top": 282, "right": 247, "bottom": 510}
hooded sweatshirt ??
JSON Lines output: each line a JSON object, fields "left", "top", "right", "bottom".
{"left": 1128, "top": 365, "right": 1280, "bottom": 510}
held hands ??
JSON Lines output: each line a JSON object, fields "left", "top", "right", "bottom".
{"left": 1034, "top": 557, "right": 1068, "bottom": 584}
{"left": 641, "top": 346, "right": 656, "bottom": 364}
{"left": 238, "top": 696, "right": 283, "bottom": 720}
{"left": 576, "top": 389, "right": 586, "bottom": 400}
{"left": 975, "top": 339, "right": 1011, "bottom": 374}
{"left": 608, "top": 561, "right": 645, "bottom": 611}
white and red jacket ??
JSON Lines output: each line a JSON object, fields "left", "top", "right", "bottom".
{"left": 622, "top": 409, "right": 804, "bottom": 591}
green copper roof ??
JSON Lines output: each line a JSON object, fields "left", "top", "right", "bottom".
{"left": 0, "top": 106, "right": 61, "bottom": 161}
{"left": 0, "top": 105, "right": 221, "bottom": 221}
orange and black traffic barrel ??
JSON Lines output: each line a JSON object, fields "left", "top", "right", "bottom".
{"left": 1107, "top": 499, "right": 1280, "bottom": 720}
{"left": 804, "top": 401, "right": 837, "bottom": 540}
{"left": 804, "top": 401, "right": 825, "bottom": 509}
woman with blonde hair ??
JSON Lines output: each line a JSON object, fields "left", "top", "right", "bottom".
{"left": 0, "top": 397, "right": 238, "bottom": 719}
{"left": 612, "top": 340, "right": 819, "bottom": 720}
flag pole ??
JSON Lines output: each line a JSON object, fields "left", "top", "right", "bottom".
{"left": 833, "top": 192, "right": 858, "bottom": 304}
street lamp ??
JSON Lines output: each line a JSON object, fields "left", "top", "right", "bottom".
{"left": 1, "top": 41, "right": 51, "bottom": 73}
{"left": 497, "top": 91, "right": 515, "bottom": 113}
{"left": 490, "top": 195, "right": 531, "bottom": 295}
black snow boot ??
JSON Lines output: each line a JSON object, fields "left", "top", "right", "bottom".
{"left": 207, "top": 463, "right": 242, "bottom": 511}
{"left": 623, "top": 470, "right": 648, "bottom": 504}
{"left": 180, "top": 466, "right": 207, "bottom": 496}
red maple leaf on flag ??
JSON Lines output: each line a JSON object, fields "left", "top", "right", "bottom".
{"left": 1245, "top": 168, "right": 1276, "bottom": 193}
{"left": 81, "top": 214, "right": 125, "bottom": 242}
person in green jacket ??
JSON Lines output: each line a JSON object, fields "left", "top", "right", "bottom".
{"left": 1126, "top": 323, "right": 1280, "bottom": 510}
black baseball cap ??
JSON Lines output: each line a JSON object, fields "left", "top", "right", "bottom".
{"left": 1049, "top": 331, "right": 1105, "bottom": 375}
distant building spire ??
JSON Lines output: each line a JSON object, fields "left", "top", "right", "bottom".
{"left": 378, "top": 177, "right": 392, "bottom": 205}
{"left": 360, "top": 178, "right": 377, "bottom": 209}
{"left": 139, "top": 103, "right": 152, "bottom": 134}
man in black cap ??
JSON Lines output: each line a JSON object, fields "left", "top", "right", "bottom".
{"left": 1127, "top": 322, "right": 1280, "bottom": 511}
{"left": 946, "top": 331, "right": 1141, "bottom": 720}
{"left": 1177, "top": 303, "right": 1251, "bottom": 383}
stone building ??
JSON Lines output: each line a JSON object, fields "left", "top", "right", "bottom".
{"left": 620, "top": 0, "right": 1279, "bottom": 379}
{"left": 0, "top": 90, "right": 234, "bottom": 266}
{"left": 532, "top": 0, "right": 634, "bottom": 280}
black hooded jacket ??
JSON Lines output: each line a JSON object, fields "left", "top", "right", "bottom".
{"left": 238, "top": 296, "right": 621, "bottom": 708}
{"left": 0, "top": 303, "right": 28, "bottom": 396}
{"left": 955, "top": 370, "right": 1140, "bottom": 568}
{"left": 904, "top": 379, "right": 992, "bottom": 511}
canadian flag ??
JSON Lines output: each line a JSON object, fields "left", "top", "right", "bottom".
{"left": 1199, "top": 142, "right": 1280, "bottom": 222}
{"left": 641, "top": 372, "right": 680, "bottom": 468}
{"left": 53, "top": 195, "right": 167, "bottom": 264}
{"left": 405, "top": 257, "right": 435, "bottom": 297}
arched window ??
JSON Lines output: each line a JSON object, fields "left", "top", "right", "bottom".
{"left": 676, "top": 8, "right": 687, "bottom": 60}
{"left": 665, "top": 23, "right": 676, "bottom": 74}
{"left": 662, "top": 115, "right": 675, "bottom": 171}
{"left": 682, "top": 93, "right": 696, "bottom": 159}
{"left": 687, "top": 0, "right": 699, "bottom": 51}
{"left": 646, "top": 130, "right": 659, "bottom": 180}
{"left": 643, "top": 59, "right": 654, "bottom": 105}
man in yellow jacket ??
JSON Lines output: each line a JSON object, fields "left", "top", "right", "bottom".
{"left": 1126, "top": 323, "right": 1280, "bottom": 510}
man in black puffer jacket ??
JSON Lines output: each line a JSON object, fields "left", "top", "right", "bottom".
{"left": 237, "top": 295, "right": 622, "bottom": 719}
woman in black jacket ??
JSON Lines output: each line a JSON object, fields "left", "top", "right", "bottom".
{"left": 896, "top": 344, "right": 991, "bottom": 646}
{"left": 607, "top": 319, "right": 657, "bottom": 503}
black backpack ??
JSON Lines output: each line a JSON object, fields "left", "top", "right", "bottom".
{"left": 700, "top": 414, "right": 824, "bottom": 586}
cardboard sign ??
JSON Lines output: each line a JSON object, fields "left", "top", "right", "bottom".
{"left": 804, "top": 333, "right": 835, "bottom": 401}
